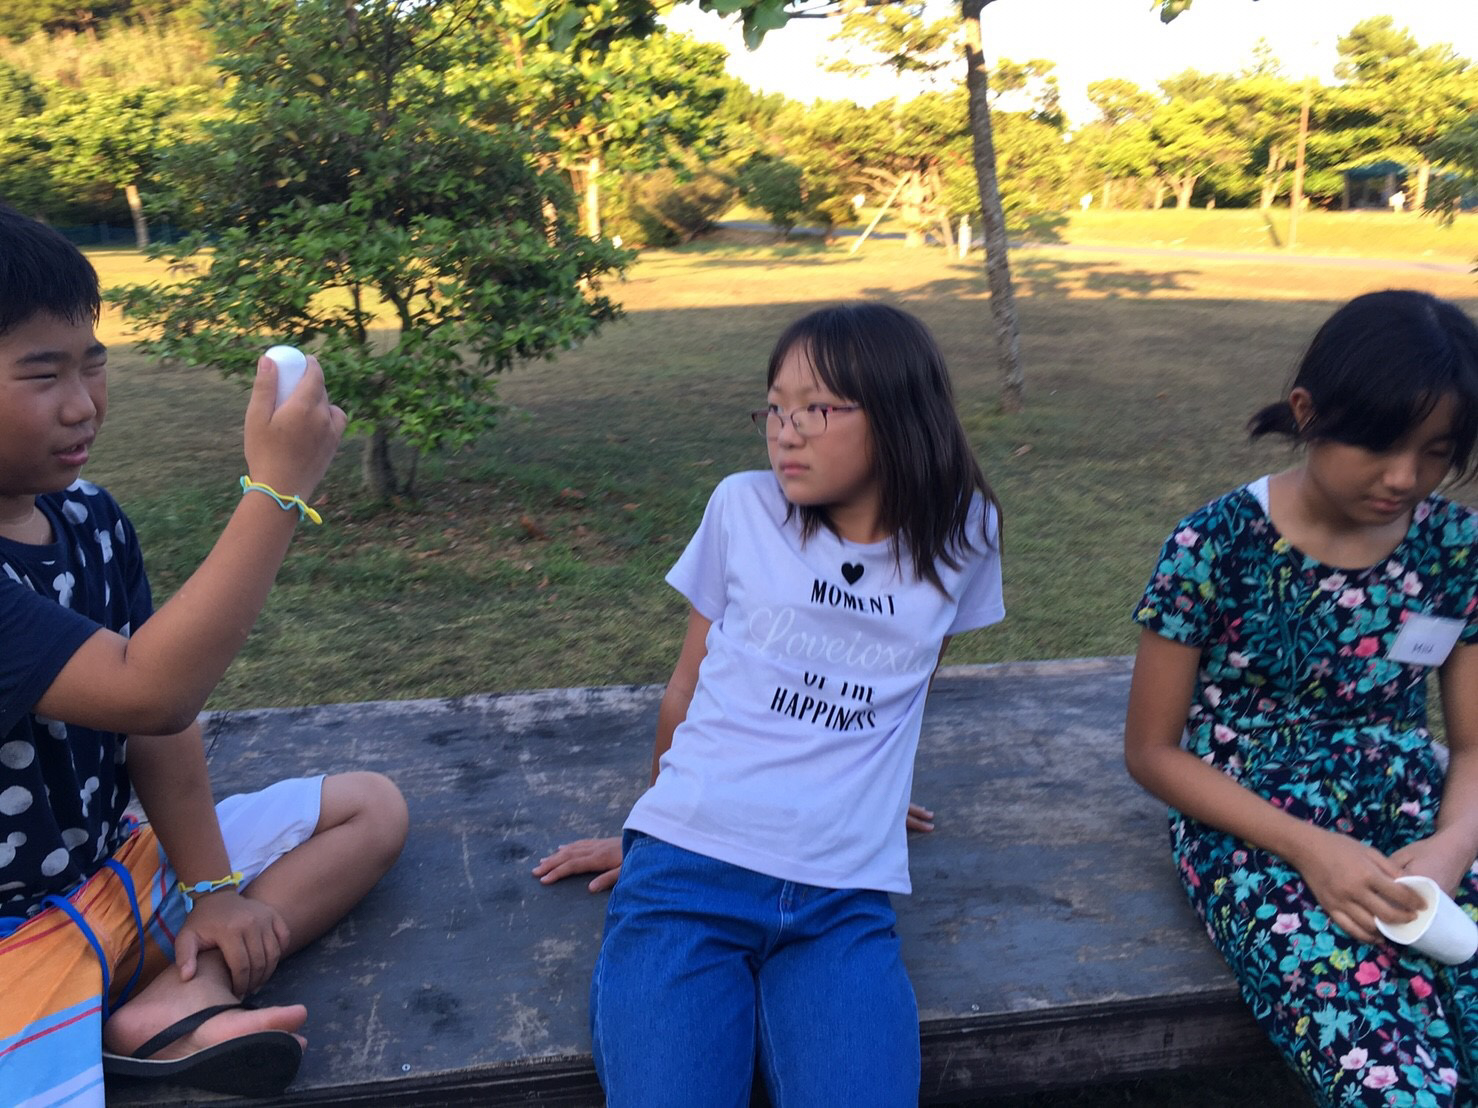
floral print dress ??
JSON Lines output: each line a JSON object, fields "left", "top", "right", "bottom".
{"left": 1136, "top": 478, "right": 1478, "bottom": 1107}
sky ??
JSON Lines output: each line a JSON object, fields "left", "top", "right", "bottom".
{"left": 663, "top": 0, "right": 1478, "bottom": 126}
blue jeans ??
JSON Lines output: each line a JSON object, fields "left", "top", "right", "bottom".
{"left": 590, "top": 832, "right": 920, "bottom": 1108}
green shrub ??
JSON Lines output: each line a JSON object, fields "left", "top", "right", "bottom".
{"left": 612, "top": 166, "right": 736, "bottom": 246}
{"left": 737, "top": 154, "right": 807, "bottom": 237}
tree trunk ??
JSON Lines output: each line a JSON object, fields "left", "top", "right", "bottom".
{"left": 1151, "top": 180, "right": 1166, "bottom": 209}
{"left": 901, "top": 172, "right": 926, "bottom": 247}
{"left": 1288, "top": 89, "right": 1310, "bottom": 249}
{"left": 124, "top": 182, "right": 149, "bottom": 248}
{"left": 1259, "top": 145, "right": 1284, "bottom": 210}
{"left": 585, "top": 152, "right": 602, "bottom": 239}
{"left": 1174, "top": 175, "right": 1196, "bottom": 208}
{"left": 1414, "top": 161, "right": 1431, "bottom": 212}
{"left": 961, "top": 0, "right": 1024, "bottom": 413}
{"left": 361, "top": 426, "right": 400, "bottom": 500}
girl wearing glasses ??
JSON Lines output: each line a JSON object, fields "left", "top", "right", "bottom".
{"left": 535, "top": 302, "right": 1004, "bottom": 1107}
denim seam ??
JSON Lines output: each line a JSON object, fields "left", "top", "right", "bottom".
{"left": 755, "top": 983, "right": 784, "bottom": 1108}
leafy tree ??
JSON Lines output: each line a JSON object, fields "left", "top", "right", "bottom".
{"left": 0, "top": 0, "right": 190, "bottom": 39}
{"left": 985, "top": 109, "right": 1071, "bottom": 218}
{"left": 0, "top": 10, "right": 219, "bottom": 90}
{"left": 1219, "top": 72, "right": 1307, "bottom": 209}
{"left": 0, "top": 12, "right": 224, "bottom": 223}
{"left": 1148, "top": 77, "right": 1246, "bottom": 207}
{"left": 737, "top": 154, "right": 808, "bottom": 237}
{"left": 113, "top": 0, "right": 628, "bottom": 501}
{"left": 1334, "top": 17, "right": 1477, "bottom": 211}
{"left": 760, "top": 98, "right": 864, "bottom": 236}
{"left": 0, "top": 59, "right": 51, "bottom": 214}
{"left": 620, "top": 162, "right": 736, "bottom": 244}
{"left": 0, "top": 57, "right": 42, "bottom": 121}
{"left": 1158, "top": 4, "right": 1477, "bottom": 213}
{"left": 35, "top": 84, "right": 205, "bottom": 245}
{"left": 463, "top": 2, "right": 731, "bottom": 240}
{"left": 532, "top": 0, "right": 1034, "bottom": 412}
{"left": 1425, "top": 113, "right": 1478, "bottom": 225}
{"left": 837, "top": 0, "right": 1026, "bottom": 408}
{"left": 1076, "top": 79, "right": 1160, "bottom": 209}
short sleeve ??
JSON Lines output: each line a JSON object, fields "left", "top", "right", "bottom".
{"left": 1133, "top": 513, "right": 1222, "bottom": 647}
{"left": 947, "top": 501, "right": 1005, "bottom": 635}
{"left": 0, "top": 575, "right": 100, "bottom": 734}
{"left": 1448, "top": 506, "right": 1478, "bottom": 645}
{"left": 113, "top": 507, "right": 154, "bottom": 634}
{"left": 665, "top": 479, "right": 732, "bottom": 622}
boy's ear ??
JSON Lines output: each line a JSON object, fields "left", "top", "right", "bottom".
{"left": 1288, "top": 388, "right": 1316, "bottom": 435}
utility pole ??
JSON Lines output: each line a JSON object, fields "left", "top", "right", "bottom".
{"left": 1288, "top": 84, "right": 1311, "bottom": 250}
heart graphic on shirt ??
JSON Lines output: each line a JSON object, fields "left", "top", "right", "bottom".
{"left": 842, "top": 562, "right": 864, "bottom": 585}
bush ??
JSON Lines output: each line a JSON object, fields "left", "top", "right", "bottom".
{"left": 737, "top": 154, "right": 806, "bottom": 237}
{"left": 611, "top": 166, "right": 736, "bottom": 246}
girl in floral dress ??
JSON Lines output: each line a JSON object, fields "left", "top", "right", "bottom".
{"left": 1125, "top": 289, "right": 1478, "bottom": 1107}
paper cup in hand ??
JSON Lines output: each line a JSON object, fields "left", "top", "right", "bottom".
{"left": 1375, "top": 875, "right": 1478, "bottom": 965}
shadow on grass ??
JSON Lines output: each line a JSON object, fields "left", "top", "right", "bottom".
{"left": 1011, "top": 211, "right": 1071, "bottom": 244}
{"left": 672, "top": 248, "right": 865, "bottom": 269}
{"left": 1014, "top": 255, "right": 1200, "bottom": 299}
{"left": 1261, "top": 211, "right": 1284, "bottom": 249}
{"left": 856, "top": 256, "right": 1201, "bottom": 302}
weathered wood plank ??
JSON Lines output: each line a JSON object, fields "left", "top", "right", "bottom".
{"left": 108, "top": 658, "right": 1273, "bottom": 1106}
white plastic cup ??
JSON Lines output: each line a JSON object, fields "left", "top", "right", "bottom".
{"left": 264, "top": 345, "right": 308, "bottom": 409}
{"left": 1375, "top": 875, "right": 1478, "bottom": 965}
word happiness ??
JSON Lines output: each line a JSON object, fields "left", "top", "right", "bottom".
{"left": 770, "top": 671, "right": 876, "bottom": 732}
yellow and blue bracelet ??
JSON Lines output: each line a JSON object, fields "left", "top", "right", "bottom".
{"left": 239, "top": 476, "right": 323, "bottom": 525}
{"left": 178, "top": 870, "right": 245, "bottom": 910}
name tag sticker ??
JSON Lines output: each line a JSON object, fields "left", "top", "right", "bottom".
{"left": 1387, "top": 613, "right": 1466, "bottom": 667}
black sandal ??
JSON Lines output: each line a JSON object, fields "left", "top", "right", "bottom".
{"left": 102, "top": 1002, "right": 303, "bottom": 1097}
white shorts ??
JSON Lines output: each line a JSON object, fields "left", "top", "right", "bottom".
{"left": 213, "top": 774, "right": 325, "bottom": 887}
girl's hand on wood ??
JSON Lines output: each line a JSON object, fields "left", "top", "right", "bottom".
{"left": 532, "top": 837, "right": 622, "bottom": 892}
{"left": 1292, "top": 827, "right": 1426, "bottom": 944}
{"left": 906, "top": 802, "right": 935, "bottom": 833}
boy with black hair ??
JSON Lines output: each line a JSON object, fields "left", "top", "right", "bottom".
{"left": 0, "top": 204, "right": 408, "bottom": 1104}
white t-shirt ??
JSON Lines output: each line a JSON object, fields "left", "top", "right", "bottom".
{"left": 625, "top": 471, "right": 1005, "bottom": 893}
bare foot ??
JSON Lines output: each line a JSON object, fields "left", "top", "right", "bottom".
{"left": 105, "top": 997, "right": 308, "bottom": 1060}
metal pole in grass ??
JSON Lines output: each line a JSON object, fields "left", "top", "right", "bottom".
{"left": 850, "top": 176, "right": 907, "bottom": 255}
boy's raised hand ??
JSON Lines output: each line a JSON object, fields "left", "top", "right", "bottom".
{"left": 533, "top": 837, "right": 623, "bottom": 892}
{"left": 245, "top": 354, "right": 346, "bottom": 502}
{"left": 175, "top": 890, "right": 292, "bottom": 997}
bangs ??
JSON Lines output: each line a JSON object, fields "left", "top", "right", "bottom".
{"left": 766, "top": 313, "right": 867, "bottom": 402}
{"left": 1299, "top": 296, "right": 1478, "bottom": 478}
{"left": 0, "top": 205, "right": 101, "bottom": 337}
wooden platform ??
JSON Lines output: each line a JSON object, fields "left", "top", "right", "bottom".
{"left": 110, "top": 656, "right": 1272, "bottom": 1106}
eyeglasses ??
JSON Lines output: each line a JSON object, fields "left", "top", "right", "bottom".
{"left": 750, "top": 403, "right": 864, "bottom": 439}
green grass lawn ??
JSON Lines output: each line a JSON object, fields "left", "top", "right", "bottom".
{"left": 1044, "top": 208, "right": 1478, "bottom": 263}
{"left": 750, "top": 203, "right": 1478, "bottom": 266}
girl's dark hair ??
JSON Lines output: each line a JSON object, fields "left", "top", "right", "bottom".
{"left": 1248, "top": 290, "right": 1478, "bottom": 480}
{"left": 0, "top": 204, "right": 101, "bottom": 337}
{"left": 766, "top": 302, "right": 1000, "bottom": 593}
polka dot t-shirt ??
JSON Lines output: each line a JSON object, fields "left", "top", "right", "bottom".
{"left": 0, "top": 480, "right": 152, "bottom": 919}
